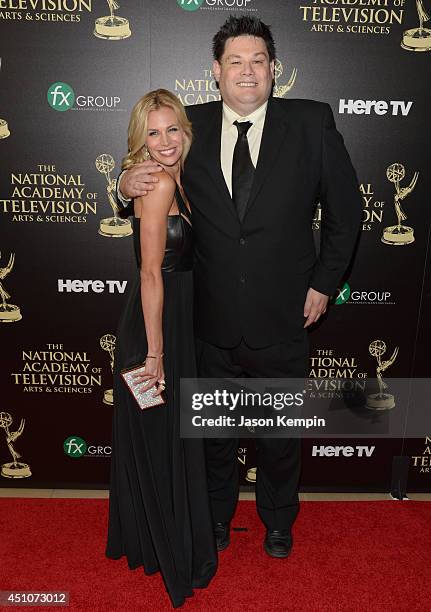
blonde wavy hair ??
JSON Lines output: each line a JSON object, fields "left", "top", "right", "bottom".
{"left": 122, "top": 89, "right": 193, "bottom": 171}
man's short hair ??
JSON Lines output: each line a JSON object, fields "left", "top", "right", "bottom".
{"left": 212, "top": 16, "right": 276, "bottom": 62}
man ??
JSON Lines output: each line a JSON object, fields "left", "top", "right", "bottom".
{"left": 117, "top": 16, "right": 362, "bottom": 558}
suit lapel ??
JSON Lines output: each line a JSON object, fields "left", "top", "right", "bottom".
{"left": 196, "top": 103, "right": 238, "bottom": 221}
{"left": 244, "top": 97, "right": 290, "bottom": 219}
{"left": 190, "top": 99, "right": 291, "bottom": 222}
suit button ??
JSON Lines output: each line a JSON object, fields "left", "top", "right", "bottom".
{"left": 240, "top": 276, "right": 246, "bottom": 284}
{"left": 239, "top": 238, "right": 245, "bottom": 245}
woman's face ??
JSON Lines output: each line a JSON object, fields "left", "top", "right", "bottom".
{"left": 145, "top": 106, "right": 185, "bottom": 167}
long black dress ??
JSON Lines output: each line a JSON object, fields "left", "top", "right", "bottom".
{"left": 106, "top": 186, "right": 217, "bottom": 608}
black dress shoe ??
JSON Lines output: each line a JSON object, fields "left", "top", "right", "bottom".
{"left": 264, "top": 529, "right": 292, "bottom": 558}
{"left": 214, "top": 522, "right": 230, "bottom": 552}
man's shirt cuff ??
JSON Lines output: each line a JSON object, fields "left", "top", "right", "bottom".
{"left": 117, "top": 170, "right": 131, "bottom": 207}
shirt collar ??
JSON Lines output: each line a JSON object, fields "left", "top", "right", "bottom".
{"left": 222, "top": 100, "right": 268, "bottom": 131}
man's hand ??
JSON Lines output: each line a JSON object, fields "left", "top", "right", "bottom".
{"left": 120, "top": 161, "right": 164, "bottom": 199}
{"left": 303, "top": 287, "right": 329, "bottom": 328}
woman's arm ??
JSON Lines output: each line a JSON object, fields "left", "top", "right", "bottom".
{"left": 134, "top": 172, "right": 175, "bottom": 392}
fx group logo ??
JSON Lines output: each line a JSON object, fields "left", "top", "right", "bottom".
{"left": 177, "top": 0, "right": 204, "bottom": 10}
{"left": 334, "top": 281, "right": 351, "bottom": 305}
{"left": 177, "top": 0, "right": 254, "bottom": 12}
{"left": 47, "top": 82, "right": 122, "bottom": 112}
{"left": 333, "top": 282, "right": 395, "bottom": 306}
{"left": 47, "top": 82, "right": 75, "bottom": 112}
{"left": 64, "top": 436, "right": 111, "bottom": 458}
{"left": 64, "top": 436, "right": 87, "bottom": 458}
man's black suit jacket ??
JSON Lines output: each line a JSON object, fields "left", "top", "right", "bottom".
{"left": 181, "top": 97, "right": 362, "bottom": 349}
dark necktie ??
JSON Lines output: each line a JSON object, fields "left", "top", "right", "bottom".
{"left": 232, "top": 120, "right": 254, "bottom": 222}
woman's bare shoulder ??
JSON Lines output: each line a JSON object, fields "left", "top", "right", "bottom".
{"left": 154, "top": 169, "right": 176, "bottom": 193}
{"left": 135, "top": 169, "right": 175, "bottom": 215}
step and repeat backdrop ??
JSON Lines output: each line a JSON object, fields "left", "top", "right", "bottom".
{"left": 0, "top": 0, "right": 430, "bottom": 491}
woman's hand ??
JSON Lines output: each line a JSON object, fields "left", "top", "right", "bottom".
{"left": 132, "top": 355, "right": 165, "bottom": 396}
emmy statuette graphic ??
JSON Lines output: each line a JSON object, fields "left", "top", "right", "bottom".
{"left": 0, "top": 59, "right": 10, "bottom": 139}
{"left": 366, "top": 340, "right": 399, "bottom": 410}
{"left": 401, "top": 0, "right": 431, "bottom": 51}
{"left": 382, "top": 163, "right": 419, "bottom": 246}
{"left": 0, "top": 252, "right": 22, "bottom": 322}
{"left": 94, "top": 0, "right": 131, "bottom": 40}
{"left": 273, "top": 60, "right": 297, "bottom": 98}
{"left": 246, "top": 467, "right": 257, "bottom": 483}
{"left": 100, "top": 334, "right": 116, "bottom": 405}
{"left": 0, "top": 412, "right": 31, "bottom": 478}
{"left": 96, "top": 154, "right": 132, "bottom": 238}
{"left": 0, "top": 118, "right": 10, "bottom": 139}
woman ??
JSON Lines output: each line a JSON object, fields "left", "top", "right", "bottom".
{"left": 106, "top": 89, "right": 217, "bottom": 608}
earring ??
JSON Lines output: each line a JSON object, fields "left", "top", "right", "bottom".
{"left": 143, "top": 145, "right": 150, "bottom": 161}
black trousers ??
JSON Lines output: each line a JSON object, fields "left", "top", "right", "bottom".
{"left": 196, "top": 333, "right": 309, "bottom": 531}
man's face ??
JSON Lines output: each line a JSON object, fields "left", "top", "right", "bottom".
{"left": 212, "top": 35, "right": 274, "bottom": 115}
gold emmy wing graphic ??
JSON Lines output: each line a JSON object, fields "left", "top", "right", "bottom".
{"left": 246, "top": 466, "right": 257, "bottom": 483}
{"left": 382, "top": 163, "right": 419, "bottom": 246}
{"left": 273, "top": 60, "right": 297, "bottom": 98}
{"left": 401, "top": 0, "right": 431, "bottom": 51}
{"left": 100, "top": 333, "right": 116, "bottom": 405}
{"left": 94, "top": 0, "right": 131, "bottom": 40}
{"left": 0, "top": 252, "right": 22, "bottom": 322}
{"left": 366, "top": 340, "right": 399, "bottom": 410}
{"left": 96, "top": 154, "right": 133, "bottom": 238}
{"left": 0, "top": 59, "right": 10, "bottom": 139}
{"left": 0, "top": 412, "right": 31, "bottom": 478}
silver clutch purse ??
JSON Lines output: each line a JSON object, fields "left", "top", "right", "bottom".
{"left": 121, "top": 363, "right": 165, "bottom": 410}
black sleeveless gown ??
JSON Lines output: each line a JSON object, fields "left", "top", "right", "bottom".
{"left": 106, "top": 186, "right": 217, "bottom": 608}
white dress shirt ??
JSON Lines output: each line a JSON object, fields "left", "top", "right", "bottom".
{"left": 221, "top": 100, "right": 268, "bottom": 196}
{"left": 117, "top": 100, "right": 269, "bottom": 204}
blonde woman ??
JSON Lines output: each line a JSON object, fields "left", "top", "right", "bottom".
{"left": 106, "top": 90, "right": 217, "bottom": 608}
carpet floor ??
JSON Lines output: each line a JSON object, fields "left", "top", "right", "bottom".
{"left": 0, "top": 499, "right": 429, "bottom": 611}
